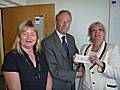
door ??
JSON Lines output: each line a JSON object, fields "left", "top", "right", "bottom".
{"left": 2, "top": 4, "right": 55, "bottom": 54}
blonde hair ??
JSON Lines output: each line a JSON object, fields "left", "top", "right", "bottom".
{"left": 13, "top": 20, "right": 41, "bottom": 53}
{"left": 88, "top": 21, "right": 106, "bottom": 42}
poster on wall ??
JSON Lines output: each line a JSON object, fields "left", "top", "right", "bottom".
{"left": 109, "top": 0, "right": 120, "bottom": 45}
{"left": 0, "top": 9, "right": 4, "bottom": 74}
{"left": 35, "top": 16, "right": 44, "bottom": 41}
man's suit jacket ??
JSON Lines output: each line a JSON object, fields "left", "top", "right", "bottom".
{"left": 41, "top": 31, "right": 78, "bottom": 90}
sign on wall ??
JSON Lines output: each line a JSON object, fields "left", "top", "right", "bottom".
{"left": 109, "top": 0, "right": 120, "bottom": 45}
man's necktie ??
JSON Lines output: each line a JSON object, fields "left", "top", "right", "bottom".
{"left": 62, "top": 36, "right": 69, "bottom": 57}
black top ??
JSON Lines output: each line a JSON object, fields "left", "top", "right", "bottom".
{"left": 2, "top": 49, "right": 49, "bottom": 90}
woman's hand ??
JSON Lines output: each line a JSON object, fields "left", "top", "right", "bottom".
{"left": 89, "top": 55, "right": 104, "bottom": 68}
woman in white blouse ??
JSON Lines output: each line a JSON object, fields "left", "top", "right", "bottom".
{"left": 78, "top": 21, "right": 120, "bottom": 90}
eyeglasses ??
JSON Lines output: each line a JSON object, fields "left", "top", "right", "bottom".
{"left": 91, "top": 29, "right": 104, "bottom": 32}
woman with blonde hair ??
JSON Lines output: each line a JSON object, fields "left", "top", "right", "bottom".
{"left": 2, "top": 20, "right": 52, "bottom": 90}
{"left": 78, "top": 21, "right": 120, "bottom": 90}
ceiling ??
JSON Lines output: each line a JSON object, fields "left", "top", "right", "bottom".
{"left": 0, "top": 0, "right": 25, "bottom": 8}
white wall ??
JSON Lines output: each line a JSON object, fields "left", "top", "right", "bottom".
{"left": 27, "top": 0, "right": 110, "bottom": 49}
{"left": 55, "top": 0, "right": 109, "bottom": 49}
{"left": 26, "top": 0, "right": 54, "bottom": 4}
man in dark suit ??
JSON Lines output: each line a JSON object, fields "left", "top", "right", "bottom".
{"left": 41, "top": 10, "right": 83, "bottom": 90}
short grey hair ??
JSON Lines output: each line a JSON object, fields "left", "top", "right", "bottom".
{"left": 56, "top": 10, "right": 72, "bottom": 21}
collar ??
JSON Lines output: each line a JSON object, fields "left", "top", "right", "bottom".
{"left": 56, "top": 30, "right": 67, "bottom": 42}
{"left": 85, "top": 41, "right": 107, "bottom": 59}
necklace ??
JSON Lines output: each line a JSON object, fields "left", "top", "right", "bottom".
{"left": 21, "top": 51, "right": 41, "bottom": 80}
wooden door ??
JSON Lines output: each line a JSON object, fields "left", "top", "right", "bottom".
{"left": 2, "top": 4, "right": 55, "bottom": 54}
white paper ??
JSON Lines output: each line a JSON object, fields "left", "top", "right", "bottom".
{"left": 74, "top": 54, "right": 90, "bottom": 63}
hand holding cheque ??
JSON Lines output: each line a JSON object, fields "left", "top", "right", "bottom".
{"left": 74, "top": 54, "right": 104, "bottom": 68}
